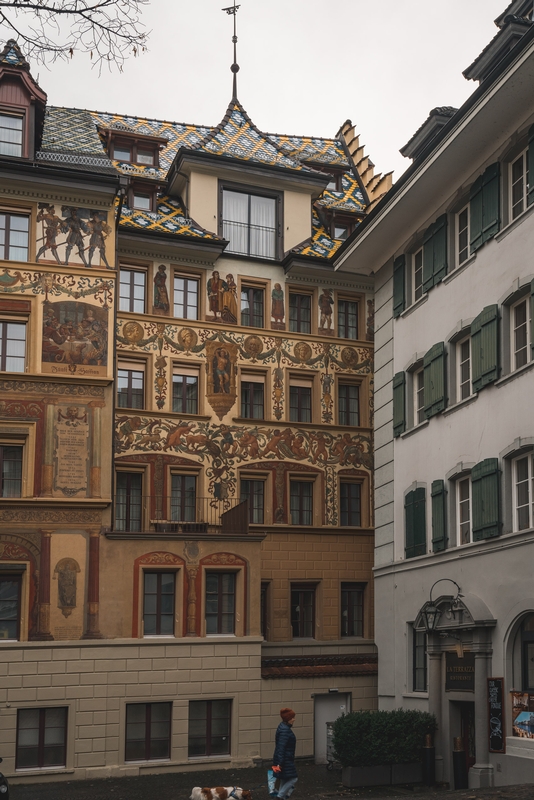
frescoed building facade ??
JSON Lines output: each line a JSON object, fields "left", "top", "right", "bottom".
{"left": 0, "top": 40, "right": 385, "bottom": 782}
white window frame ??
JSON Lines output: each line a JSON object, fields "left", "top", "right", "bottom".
{"left": 456, "top": 205, "right": 470, "bottom": 266}
{"left": 513, "top": 452, "right": 534, "bottom": 532}
{"left": 456, "top": 475, "right": 472, "bottom": 545}
{"left": 510, "top": 147, "right": 529, "bottom": 221}
{"left": 414, "top": 367, "right": 425, "bottom": 425}
{"left": 413, "top": 248, "right": 423, "bottom": 304}
{"left": 511, "top": 295, "right": 531, "bottom": 371}
{"left": 457, "top": 335, "right": 472, "bottom": 402}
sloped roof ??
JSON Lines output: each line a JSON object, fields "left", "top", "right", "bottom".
{"left": 0, "top": 39, "right": 30, "bottom": 69}
{"left": 290, "top": 209, "right": 343, "bottom": 260}
{"left": 37, "top": 107, "right": 117, "bottom": 175}
{"left": 119, "top": 195, "right": 223, "bottom": 241}
{"left": 268, "top": 132, "right": 349, "bottom": 167}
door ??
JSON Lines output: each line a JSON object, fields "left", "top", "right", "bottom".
{"left": 460, "top": 702, "right": 476, "bottom": 771}
{"left": 313, "top": 693, "right": 350, "bottom": 764}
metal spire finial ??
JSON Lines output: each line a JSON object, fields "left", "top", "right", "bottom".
{"left": 222, "top": 1, "right": 240, "bottom": 98}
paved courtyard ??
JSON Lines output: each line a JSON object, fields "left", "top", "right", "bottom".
{"left": 8, "top": 762, "right": 534, "bottom": 800}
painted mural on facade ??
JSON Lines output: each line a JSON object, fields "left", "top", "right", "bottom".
{"left": 35, "top": 205, "right": 112, "bottom": 268}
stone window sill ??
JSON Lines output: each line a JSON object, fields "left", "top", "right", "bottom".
{"left": 400, "top": 419, "right": 429, "bottom": 439}
{"left": 442, "top": 394, "right": 477, "bottom": 416}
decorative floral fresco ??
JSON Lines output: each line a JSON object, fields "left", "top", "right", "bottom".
{"left": 36, "top": 205, "right": 112, "bottom": 268}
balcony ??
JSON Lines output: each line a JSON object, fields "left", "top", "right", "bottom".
{"left": 222, "top": 219, "right": 276, "bottom": 260}
{"left": 106, "top": 496, "right": 249, "bottom": 535}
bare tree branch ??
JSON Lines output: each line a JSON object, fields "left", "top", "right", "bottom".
{"left": 0, "top": 0, "right": 149, "bottom": 71}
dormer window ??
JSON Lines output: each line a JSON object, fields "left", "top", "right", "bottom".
{"left": 0, "top": 112, "right": 23, "bottom": 157}
{"left": 221, "top": 185, "right": 279, "bottom": 260}
{"left": 112, "top": 139, "right": 157, "bottom": 167}
{"left": 100, "top": 124, "right": 167, "bottom": 169}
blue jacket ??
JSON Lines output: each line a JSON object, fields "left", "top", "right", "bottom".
{"left": 273, "top": 720, "right": 297, "bottom": 779}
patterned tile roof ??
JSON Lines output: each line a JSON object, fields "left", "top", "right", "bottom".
{"left": 37, "top": 107, "right": 117, "bottom": 174}
{"left": 196, "top": 99, "right": 312, "bottom": 172}
{"left": 0, "top": 39, "right": 29, "bottom": 69}
{"left": 268, "top": 132, "right": 349, "bottom": 167}
{"left": 119, "top": 195, "right": 223, "bottom": 241}
{"left": 290, "top": 208, "right": 358, "bottom": 260}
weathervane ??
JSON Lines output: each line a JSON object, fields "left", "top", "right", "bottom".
{"left": 222, "top": 0, "right": 241, "bottom": 98}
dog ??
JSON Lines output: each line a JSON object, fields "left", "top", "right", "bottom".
{"left": 190, "top": 787, "right": 252, "bottom": 800}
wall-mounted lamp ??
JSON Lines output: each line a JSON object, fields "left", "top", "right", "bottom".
{"left": 421, "top": 579, "right": 463, "bottom": 633}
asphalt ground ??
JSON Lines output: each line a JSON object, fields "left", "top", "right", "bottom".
{"left": 7, "top": 761, "right": 534, "bottom": 800}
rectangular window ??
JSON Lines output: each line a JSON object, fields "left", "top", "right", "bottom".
{"left": 174, "top": 276, "right": 199, "bottom": 320}
{"left": 241, "top": 379, "right": 264, "bottom": 419}
{"left": 0, "top": 573, "right": 22, "bottom": 640}
{"left": 137, "top": 148, "right": 155, "bottom": 166}
{"left": 170, "top": 474, "right": 196, "bottom": 522}
{"left": 337, "top": 299, "right": 359, "bottom": 340}
{"left": 116, "top": 472, "right": 143, "bottom": 532}
{"left": 261, "top": 582, "right": 269, "bottom": 639}
{"left": 458, "top": 476, "right": 471, "bottom": 545}
{"left": 0, "top": 320, "right": 26, "bottom": 372}
{"left": 512, "top": 298, "right": 530, "bottom": 370}
{"left": 0, "top": 444, "right": 22, "bottom": 497}
{"left": 0, "top": 213, "right": 29, "bottom": 262}
{"left": 117, "top": 365, "right": 144, "bottom": 409}
{"left": 172, "top": 368, "right": 199, "bottom": 414}
{"left": 514, "top": 454, "right": 534, "bottom": 532}
{"left": 340, "top": 482, "right": 361, "bottom": 527}
{"left": 240, "top": 286, "right": 264, "bottom": 327}
{"left": 143, "top": 573, "right": 175, "bottom": 636}
{"left": 338, "top": 383, "right": 360, "bottom": 426}
{"left": 413, "top": 249, "right": 423, "bottom": 302}
{"left": 119, "top": 268, "right": 146, "bottom": 313}
{"left": 290, "top": 480, "right": 313, "bottom": 525}
{"left": 240, "top": 479, "right": 264, "bottom": 524}
{"left": 413, "top": 629, "right": 428, "bottom": 692}
{"left": 16, "top": 707, "right": 67, "bottom": 770}
{"left": 333, "top": 224, "right": 348, "bottom": 240}
{"left": 0, "top": 113, "right": 23, "bottom": 157}
{"left": 223, "top": 189, "right": 277, "bottom": 259}
{"left": 289, "top": 382, "right": 312, "bottom": 423}
{"left": 188, "top": 699, "right": 231, "bottom": 757}
{"left": 458, "top": 337, "right": 471, "bottom": 401}
{"left": 511, "top": 150, "right": 529, "bottom": 220}
{"left": 291, "top": 584, "right": 315, "bottom": 638}
{"left": 289, "top": 293, "right": 311, "bottom": 334}
{"left": 205, "top": 572, "right": 235, "bottom": 635}
{"left": 113, "top": 143, "right": 131, "bottom": 161}
{"left": 457, "top": 206, "right": 469, "bottom": 265}
{"left": 414, "top": 368, "right": 425, "bottom": 425}
{"left": 125, "top": 702, "right": 171, "bottom": 762}
{"left": 341, "top": 582, "right": 364, "bottom": 637}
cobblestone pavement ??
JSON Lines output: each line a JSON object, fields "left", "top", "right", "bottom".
{"left": 8, "top": 762, "right": 534, "bottom": 800}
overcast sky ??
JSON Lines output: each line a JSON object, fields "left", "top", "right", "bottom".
{"left": 32, "top": 0, "right": 507, "bottom": 179}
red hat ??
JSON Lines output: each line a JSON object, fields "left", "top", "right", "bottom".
{"left": 280, "top": 708, "right": 295, "bottom": 722}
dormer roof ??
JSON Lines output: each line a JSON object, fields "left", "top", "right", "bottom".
{"left": 464, "top": 13, "right": 532, "bottom": 82}
{"left": 400, "top": 106, "right": 458, "bottom": 161}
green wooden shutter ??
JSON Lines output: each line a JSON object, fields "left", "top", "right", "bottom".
{"left": 405, "top": 487, "right": 426, "bottom": 559}
{"left": 471, "top": 305, "right": 499, "bottom": 392}
{"left": 423, "top": 342, "right": 446, "bottom": 418}
{"left": 393, "top": 255, "right": 406, "bottom": 318}
{"left": 482, "top": 162, "right": 500, "bottom": 242}
{"left": 432, "top": 214, "right": 448, "bottom": 285}
{"left": 423, "top": 223, "right": 435, "bottom": 293}
{"left": 472, "top": 458, "right": 501, "bottom": 540}
{"left": 393, "top": 371, "right": 406, "bottom": 438}
{"left": 470, "top": 164, "right": 500, "bottom": 252}
{"left": 531, "top": 278, "right": 534, "bottom": 360}
{"left": 469, "top": 174, "right": 483, "bottom": 253}
{"left": 431, "top": 480, "right": 447, "bottom": 552}
{"left": 527, "top": 124, "right": 534, "bottom": 207}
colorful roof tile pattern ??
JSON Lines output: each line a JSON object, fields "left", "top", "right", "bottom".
{"left": 196, "top": 99, "right": 311, "bottom": 172}
{"left": 0, "top": 39, "right": 29, "bottom": 69}
{"left": 291, "top": 209, "right": 344, "bottom": 260}
{"left": 119, "top": 195, "right": 223, "bottom": 241}
{"left": 268, "top": 132, "right": 349, "bottom": 167}
{"left": 37, "top": 107, "right": 117, "bottom": 174}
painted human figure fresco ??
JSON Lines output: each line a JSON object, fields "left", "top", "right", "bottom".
{"left": 213, "top": 347, "right": 231, "bottom": 393}
{"left": 63, "top": 207, "right": 89, "bottom": 266}
{"left": 41, "top": 301, "right": 108, "bottom": 368}
{"left": 318, "top": 288, "right": 334, "bottom": 333}
{"left": 271, "top": 282, "right": 285, "bottom": 330}
{"left": 87, "top": 211, "right": 112, "bottom": 267}
{"left": 207, "top": 270, "right": 227, "bottom": 321}
{"left": 36, "top": 204, "right": 63, "bottom": 264}
{"left": 153, "top": 265, "right": 170, "bottom": 315}
{"left": 221, "top": 274, "right": 237, "bottom": 324}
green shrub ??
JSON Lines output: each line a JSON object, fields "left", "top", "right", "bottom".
{"left": 332, "top": 709, "right": 437, "bottom": 767}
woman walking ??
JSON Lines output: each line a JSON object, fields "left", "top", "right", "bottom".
{"left": 272, "top": 708, "right": 297, "bottom": 800}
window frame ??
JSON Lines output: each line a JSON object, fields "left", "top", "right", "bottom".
{"left": 288, "top": 291, "right": 312, "bottom": 334}
{"left": 119, "top": 266, "right": 147, "bottom": 314}
{"left": 0, "top": 571, "right": 22, "bottom": 640}
{"left": 412, "top": 628, "right": 428, "bottom": 693}
{"left": 188, "top": 699, "right": 232, "bottom": 758}
{"left": 240, "top": 477, "right": 265, "bottom": 524}
{"left": 289, "top": 378, "right": 313, "bottom": 423}
{"left": 240, "top": 377, "right": 265, "bottom": 420}
{"left": 112, "top": 138, "right": 160, "bottom": 168}
{"left": 0, "top": 111, "right": 24, "bottom": 158}
{"left": 219, "top": 181, "right": 282, "bottom": 261}
{"left": 115, "top": 469, "right": 144, "bottom": 532}
{"left": 289, "top": 478, "right": 314, "bottom": 526}
{"left": 513, "top": 452, "right": 534, "bottom": 532}
{"left": 16, "top": 707, "right": 68, "bottom": 770}
{"left": 457, "top": 205, "right": 470, "bottom": 266}
{"left": 0, "top": 211, "right": 30, "bottom": 262}
{"left": 0, "top": 442, "right": 23, "bottom": 497}
{"left": 129, "top": 184, "right": 157, "bottom": 213}
{"left": 510, "top": 146, "right": 529, "bottom": 221}
{"left": 337, "top": 297, "right": 360, "bottom": 340}
{"left": 173, "top": 274, "right": 200, "bottom": 321}
{"left": 290, "top": 583, "right": 316, "bottom": 638}
{"left": 240, "top": 284, "right": 265, "bottom": 328}
{"left": 170, "top": 472, "right": 197, "bottom": 523}
{"left": 413, "top": 366, "right": 425, "bottom": 426}
{"left": 339, "top": 481, "right": 362, "bottom": 527}
{"left": 457, "top": 335, "right": 472, "bottom": 402}
{"left": 511, "top": 295, "right": 531, "bottom": 371}
{"left": 142, "top": 572, "right": 176, "bottom": 637}
{"left": 412, "top": 247, "right": 424, "bottom": 303}
{"left": 117, "top": 361, "right": 145, "bottom": 410}
{"left": 338, "top": 381, "right": 360, "bottom": 427}
{"left": 125, "top": 701, "right": 172, "bottom": 762}
{"left": 205, "top": 571, "right": 236, "bottom": 635}
{"left": 341, "top": 581, "right": 364, "bottom": 638}
{"left": 0, "top": 317, "right": 27, "bottom": 373}
{"left": 457, "top": 474, "right": 472, "bottom": 545}
{"left": 172, "top": 365, "right": 200, "bottom": 414}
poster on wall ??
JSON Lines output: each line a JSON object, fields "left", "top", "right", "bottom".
{"left": 488, "top": 678, "right": 505, "bottom": 753}
{"left": 36, "top": 204, "right": 112, "bottom": 269}
{"left": 512, "top": 692, "right": 534, "bottom": 738}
